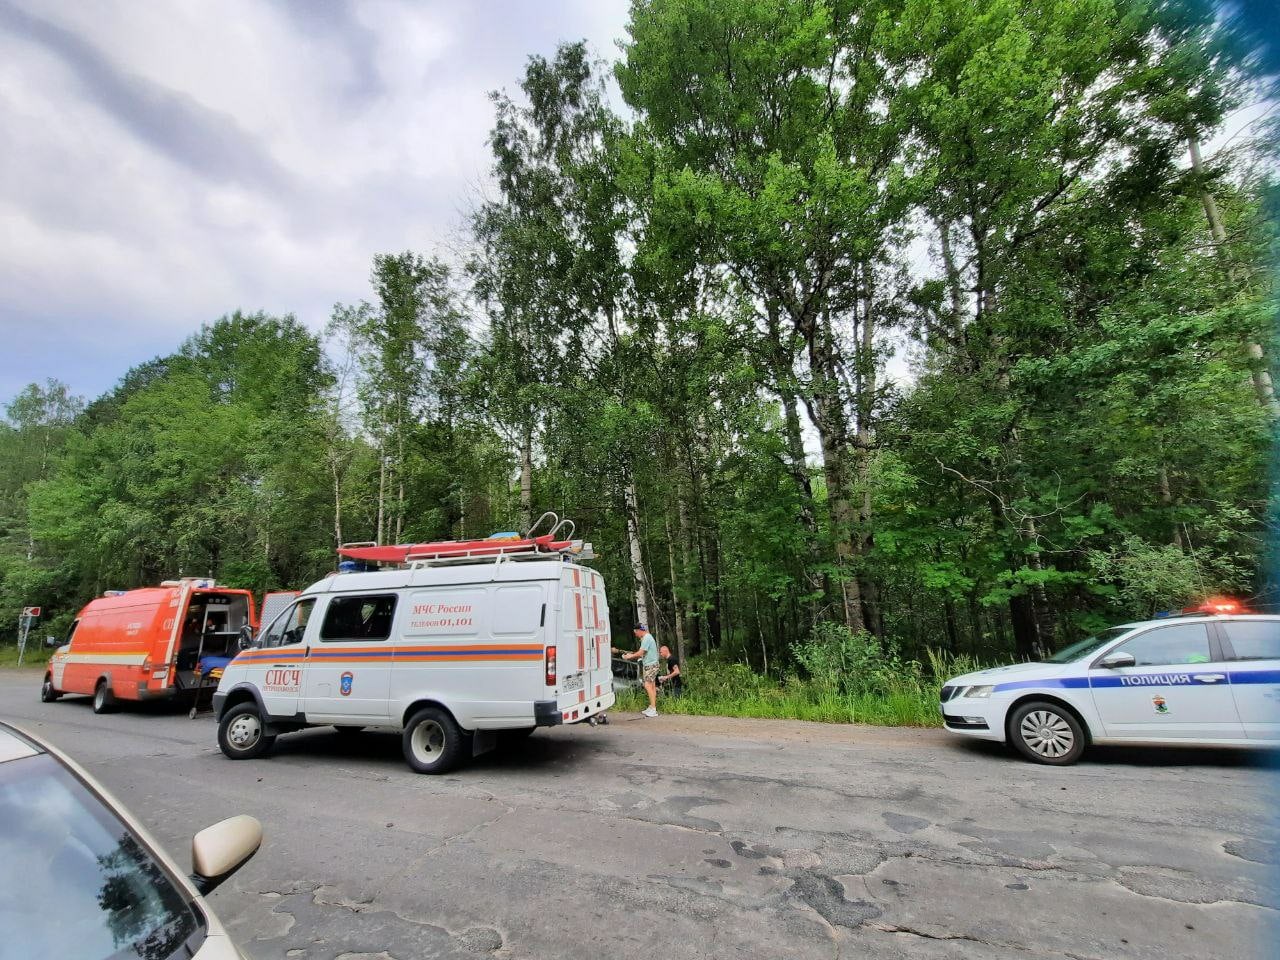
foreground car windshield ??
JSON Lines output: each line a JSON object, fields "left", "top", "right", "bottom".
{"left": 0, "top": 753, "right": 203, "bottom": 960}
{"left": 1045, "top": 627, "right": 1132, "bottom": 664}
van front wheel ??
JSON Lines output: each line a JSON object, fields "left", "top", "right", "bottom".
{"left": 218, "top": 703, "right": 276, "bottom": 760}
{"left": 41, "top": 676, "right": 61, "bottom": 703}
{"left": 402, "top": 707, "right": 467, "bottom": 774}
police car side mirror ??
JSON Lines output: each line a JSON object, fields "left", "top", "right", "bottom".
{"left": 190, "top": 815, "right": 262, "bottom": 895}
{"left": 1098, "top": 651, "right": 1135, "bottom": 669}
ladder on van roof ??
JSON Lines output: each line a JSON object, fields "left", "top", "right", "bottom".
{"left": 336, "top": 512, "right": 595, "bottom": 567}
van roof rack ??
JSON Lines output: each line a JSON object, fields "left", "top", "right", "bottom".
{"left": 337, "top": 513, "right": 595, "bottom": 568}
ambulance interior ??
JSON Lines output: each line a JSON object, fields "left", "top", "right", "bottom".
{"left": 175, "top": 593, "right": 252, "bottom": 676}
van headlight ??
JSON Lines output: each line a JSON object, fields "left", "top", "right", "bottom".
{"left": 962, "top": 685, "right": 994, "bottom": 699}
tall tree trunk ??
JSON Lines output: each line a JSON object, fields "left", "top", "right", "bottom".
{"left": 703, "top": 518, "right": 723, "bottom": 649}
{"left": 1189, "top": 134, "right": 1279, "bottom": 418}
{"left": 676, "top": 480, "right": 700, "bottom": 655}
{"left": 1023, "top": 516, "right": 1054, "bottom": 656}
{"left": 376, "top": 442, "right": 387, "bottom": 545}
{"left": 331, "top": 459, "right": 343, "bottom": 547}
{"left": 966, "top": 593, "right": 983, "bottom": 656}
{"left": 802, "top": 312, "right": 864, "bottom": 632}
{"left": 664, "top": 514, "right": 687, "bottom": 668}
{"left": 765, "top": 300, "right": 819, "bottom": 536}
{"left": 519, "top": 420, "right": 534, "bottom": 532}
{"left": 854, "top": 265, "right": 880, "bottom": 635}
{"left": 1009, "top": 593, "right": 1038, "bottom": 661}
{"left": 623, "top": 469, "right": 651, "bottom": 627}
{"left": 942, "top": 596, "right": 959, "bottom": 653}
{"left": 1159, "top": 463, "right": 1184, "bottom": 550}
{"left": 395, "top": 415, "right": 405, "bottom": 543}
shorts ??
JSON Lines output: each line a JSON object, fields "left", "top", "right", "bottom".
{"left": 642, "top": 663, "right": 659, "bottom": 684}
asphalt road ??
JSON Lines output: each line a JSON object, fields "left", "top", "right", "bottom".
{"left": 2, "top": 668, "right": 1278, "bottom": 960}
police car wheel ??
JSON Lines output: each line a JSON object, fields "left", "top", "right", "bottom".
{"left": 1009, "top": 701, "right": 1085, "bottom": 765}
{"left": 218, "top": 703, "right": 276, "bottom": 760}
{"left": 403, "top": 707, "right": 465, "bottom": 774}
{"left": 92, "top": 681, "right": 116, "bottom": 714}
{"left": 40, "top": 676, "right": 60, "bottom": 702}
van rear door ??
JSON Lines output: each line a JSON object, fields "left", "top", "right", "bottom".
{"left": 557, "top": 564, "right": 610, "bottom": 719}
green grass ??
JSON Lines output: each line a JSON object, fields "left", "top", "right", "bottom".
{"left": 0, "top": 643, "right": 53, "bottom": 669}
{"left": 612, "top": 646, "right": 990, "bottom": 727}
{"left": 614, "top": 685, "right": 943, "bottom": 725}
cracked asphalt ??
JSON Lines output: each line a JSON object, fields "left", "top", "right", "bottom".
{"left": 2, "top": 669, "right": 1277, "bottom": 960}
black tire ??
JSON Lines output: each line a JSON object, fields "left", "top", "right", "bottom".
{"left": 402, "top": 707, "right": 468, "bottom": 774}
{"left": 333, "top": 725, "right": 365, "bottom": 737}
{"left": 40, "top": 675, "right": 61, "bottom": 703}
{"left": 92, "top": 681, "right": 116, "bottom": 714}
{"left": 1008, "top": 700, "right": 1086, "bottom": 765}
{"left": 218, "top": 702, "right": 277, "bottom": 760}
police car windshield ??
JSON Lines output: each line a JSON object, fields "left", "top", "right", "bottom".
{"left": 1044, "top": 627, "right": 1132, "bottom": 664}
{"left": 0, "top": 753, "right": 203, "bottom": 960}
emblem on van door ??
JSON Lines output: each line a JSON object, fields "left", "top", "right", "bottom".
{"left": 1152, "top": 694, "right": 1169, "bottom": 714}
{"left": 340, "top": 671, "right": 354, "bottom": 696}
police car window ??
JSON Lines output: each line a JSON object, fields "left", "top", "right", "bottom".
{"left": 1046, "top": 627, "right": 1130, "bottom": 663}
{"left": 260, "top": 599, "right": 315, "bottom": 648}
{"left": 1221, "top": 621, "right": 1280, "bottom": 661}
{"left": 320, "top": 595, "right": 397, "bottom": 642}
{"left": 1110, "top": 623, "right": 1212, "bottom": 667}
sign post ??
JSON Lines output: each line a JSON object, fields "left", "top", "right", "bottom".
{"left": 17, "top": 606, "right": 41, "bottom": 666}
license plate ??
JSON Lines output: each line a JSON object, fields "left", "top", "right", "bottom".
{"left": 563, "top": 672, "right": 585, "bottom": 692}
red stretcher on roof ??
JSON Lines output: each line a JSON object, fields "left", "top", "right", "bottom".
{"left": 338, "top": 512, "right": 587, "bottom": 565}
{"left": 337, "top": 535, "right": 579, "bottom": 564}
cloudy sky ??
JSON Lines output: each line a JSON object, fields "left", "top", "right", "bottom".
{"left": 0, "top": 0, "right": 631, "bottom": 403}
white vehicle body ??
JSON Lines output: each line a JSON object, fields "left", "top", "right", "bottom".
{"left": 941, "top": 614, "right": 1280, "bottom": 763}
{"left": 0, "top": 721, "right": 257, "bottom": 959}
{"left": 213, "top": 554, "right": 614, "bottom": 769}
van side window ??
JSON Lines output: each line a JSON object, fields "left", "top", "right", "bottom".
{"left": 321, "top": 595, "right": 397, "bottom": 642}
{"left": 259, "top": 599, "right": 315, "bottom": 648}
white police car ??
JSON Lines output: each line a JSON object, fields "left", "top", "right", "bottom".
{"left": 940, "top": 607, "right": 1280, "bottom": 764}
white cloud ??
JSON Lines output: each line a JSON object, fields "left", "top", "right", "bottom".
{"left": 0, "top": 0, "right": 630, "bottom": 401}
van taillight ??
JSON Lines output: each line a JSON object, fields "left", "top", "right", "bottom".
{"left": 545, "top": 646, "right": 556, "bottom": 686}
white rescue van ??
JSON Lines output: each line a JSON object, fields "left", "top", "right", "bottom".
{"left": 212, "top": 534, "right": 614, "bottom": 774}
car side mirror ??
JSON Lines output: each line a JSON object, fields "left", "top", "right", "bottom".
{"left": 1099, "top": 651, "right": 1136, "bottom": 669}
{"left": 190, "top": 815, "right": 262, "bottom": 895}
{"left": 237, "top": 625, "right": 256, "bottom": 650}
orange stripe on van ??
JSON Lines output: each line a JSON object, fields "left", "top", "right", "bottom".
{"left": 575, "top": 592, "right": 583, "bottom": 630}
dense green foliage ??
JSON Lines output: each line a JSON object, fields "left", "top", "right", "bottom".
{"left": 2, "top": 1, "right": 1275, "bottom": 701}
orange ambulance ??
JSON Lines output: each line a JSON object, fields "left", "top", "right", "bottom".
{"left": 42, "top": 578, "right": 258, "bottom": 713}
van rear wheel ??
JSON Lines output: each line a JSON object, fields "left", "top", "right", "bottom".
{"left": 92, "top": 681, "right": 116, "bottom": 714}
{"left": 402, "top": 707, "right": 466, "bottom": 774}
{"left": 40, "top": 675, "right": 61, "bottom": 703}
{"left": 218, "top": 703, "right": 276, "bottom": 760}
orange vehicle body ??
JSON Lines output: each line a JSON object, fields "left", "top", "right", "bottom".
{"left": 47, "top": 579, "right": 258, "bottom": 703}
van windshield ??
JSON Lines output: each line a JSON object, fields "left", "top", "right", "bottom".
{"left": 0, "top": 753, "right": 203, "bottom": 960}
{"left": 1044, "top": 627, "right": 1132, "bottom": 664}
